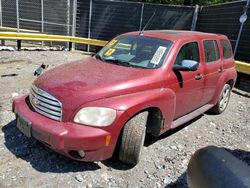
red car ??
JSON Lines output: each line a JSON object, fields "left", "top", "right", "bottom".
{"left": 12, "top": 30, "right": 237, "bottom": 165}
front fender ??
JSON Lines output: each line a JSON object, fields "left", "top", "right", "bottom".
{"left": 78, "top": 88, "right": 176, "bottom": 132}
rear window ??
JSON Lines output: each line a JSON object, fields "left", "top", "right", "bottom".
{"left": 203, "top": 40, "right": 220, "bottom": 63}
{"left": 220, "top": 39, "right": 233, "bottom": 59}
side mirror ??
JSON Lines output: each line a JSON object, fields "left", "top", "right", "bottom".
{"left": 173, "top": 60, "right": 199, "bottom": 71}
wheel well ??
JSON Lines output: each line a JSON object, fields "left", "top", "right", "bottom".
{"left": 144, "top": 107, "right": 164, "bottom": 137}
{"left": 226, "top": 79, "right": 234, "bottom": 89}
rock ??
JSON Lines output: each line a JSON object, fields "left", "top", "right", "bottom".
{"left": 144, "top": 170, "right": 149, "bottom": 174}
{"left": 210, "top": 122, "right": 216, "bottom": 127}
{"left": 11, "top": 93, "right": 19, "bottom": 98}
{"left": 101, "top": 173, "right": 110, "bottom": 182}
{"left": 196, "top": 135, "right": 201, "bottom": 139}
{"left": 171, "top": 146, "right": 177, "bottom": 150}
{"left": 181, "top": 159, "right": 189, "bottom": 167}
{"left": 107, "top": 167, "right": 112, "bottom": 171}
{"left": 147, "top": 174, "right": 153, "bottom": 179}
{"left": 177, "top": 144, "right": 183, "bottom": 150}
{"left": 75, "top": 174, "right": 84, "bottom": 182}
{"left": 163, "top": 177, "right": 171, "bottom": 184}
{"left": 155, "top": 182, "right": 161, "bottom": 188}
{"left": 86, "top": 183, "right": 93, "bottom": 188}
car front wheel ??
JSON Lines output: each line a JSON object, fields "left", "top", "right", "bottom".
{"left": 119, "top": 111, "right": 148, "bottom": 165}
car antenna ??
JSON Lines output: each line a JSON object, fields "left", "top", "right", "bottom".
{"left": 139, "top": 12, "right": 156, "bottom": 36}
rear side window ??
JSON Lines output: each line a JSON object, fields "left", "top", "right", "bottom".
{"left": 174, "top": 42, "right": 200, "bottom": 65}
{"left": 220, "top": 39, "right": 233, "bottom": 59}
{"left": 203, "top": 40, "right": 220, "bottom": 63}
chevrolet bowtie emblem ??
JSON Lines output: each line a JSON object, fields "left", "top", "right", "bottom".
{"left": 33, "top": 97, "right": 40, "bottom": 105}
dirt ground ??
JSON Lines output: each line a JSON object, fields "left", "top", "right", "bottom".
{"left": 0, "top": 51, "right": 249, "bottom": 188}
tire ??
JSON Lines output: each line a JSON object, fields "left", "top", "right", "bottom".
{"left": 119, "top": 111, "right": 148, "bottom": 165}
{"left": 210, "top": 84, "right": 231, "bottom": 114}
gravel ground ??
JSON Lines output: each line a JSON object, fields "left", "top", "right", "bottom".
{"left": 0, "top": 51, "right": 249, "bottom": 188}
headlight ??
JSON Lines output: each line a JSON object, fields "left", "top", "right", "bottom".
{"left": 74, "top": 107, "right": 116, "bottom": 126}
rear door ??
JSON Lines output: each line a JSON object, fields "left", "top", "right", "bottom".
{"left": 202, "top": 39, "right": 224, "bottom": 104}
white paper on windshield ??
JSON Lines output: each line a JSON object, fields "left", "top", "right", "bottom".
{"left": 150, "top": 46, "right": 167, "bottom": 65}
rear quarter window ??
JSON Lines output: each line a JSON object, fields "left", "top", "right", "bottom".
{"left": 220, "top": 39, "right": 233, "bottom": 59}
{"left": 203, "top": 40, "right": 220, "bottom": 63}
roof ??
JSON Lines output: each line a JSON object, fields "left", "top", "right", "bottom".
{"left": 126, "top": 30, "right": 225, "bottom": 41}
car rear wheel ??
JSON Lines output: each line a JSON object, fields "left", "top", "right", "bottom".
{"left": 119, "top": 111, "right": 148, "bottom": 165}
{"left": 211, "top": 84, "right": 231, "bottom": 114}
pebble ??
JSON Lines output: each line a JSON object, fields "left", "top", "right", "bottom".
{"left": 210, "top": 122, "right": 217, "bottom": 127}
{"left": 75, "top": 174, "right": 84, "bottom": 182}
{"left": 196, "top": 135, "right": 201, "bottom": 139}
{"left": 11, "top": 93, "right": 19, "bottom": 98}
{"left": 163, "top": 177, "right": 171, "bottom": 184}
{"left": 155, "top": 182, "right": 161, "bottom": 188}
{"left": 86, "top": 183, "right": 93, "bottom": 188}
{"left": 171, "top": 146, "right": 177, "bottom": 150}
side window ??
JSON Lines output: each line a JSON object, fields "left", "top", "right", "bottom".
{"left": 174, "top": 42, "right": 200, "bottom": 65}
{"left": 203, "top": 40, "right": 220, "bottom": 63}
{"left": 220, "top": 39, "right": 233, "bottom": 59}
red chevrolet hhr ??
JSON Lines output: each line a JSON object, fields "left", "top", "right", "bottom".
{"left": 13, "top": 30, "right": 237, "bottom": 165}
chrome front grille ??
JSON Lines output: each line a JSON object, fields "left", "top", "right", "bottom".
{"left": 29, "top": 85, "right": 62, "bottom": 121}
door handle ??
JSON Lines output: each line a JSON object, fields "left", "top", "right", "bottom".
{"left": 195, "top": 74, "right": 203, "bottom": 80}
{"left": 218, "top": 67, "right": 224, "bottom": 73}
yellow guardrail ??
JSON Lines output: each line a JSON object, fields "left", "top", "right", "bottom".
{"left": 0, "top": 27, "right": 39, "bottom": 33}
{"left": 0, "top": 32, "right": 108, "bottom": 47}
{"left": 235, "top": 61, "right": 250, "bottom": 75}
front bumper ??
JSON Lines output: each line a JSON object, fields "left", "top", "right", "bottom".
{"left": 12, "top": 96, "right": 127, "bottom": 161}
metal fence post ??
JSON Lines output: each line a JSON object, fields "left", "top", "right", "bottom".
{"left": 66, "top": 0, "right": 70, "bottom": 49}
{"left": 191, "top": 5, "right": 199, "bottom": 31}
{"left": 234, "top": 0, "right": 249, "bottom": 56}
{"left": 67, "top": 0, "right": 70, "bottom": 36}
{"left": 16, "top": 0, "right": 19, "bottom": 32}
{"left": 41, "top": 0, "right": 44, "bottom": 33}
{"left": 87, "top": 0, "right": 93, "bottom": 52}
{"left": 0, "top": 0, "right": 4, "bottom": 46}
{"left": 41, "top": 0, "right": 44, "bottom": 46}
{"left": 139, "top": 3, "right": 144, "bottom": 31}
{"left": 0, "top": 0, "right": 2, "bottom": 27}
{"left": 71, "top": 0, "right": 77, "bottom": 50}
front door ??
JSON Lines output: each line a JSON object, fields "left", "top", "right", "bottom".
{"left": 168, "top": 41, "right": 205, "bottom": 119}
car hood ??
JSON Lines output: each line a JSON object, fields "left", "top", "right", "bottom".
{"left": 34, "top": 57, "right": 162, "bottom": 121}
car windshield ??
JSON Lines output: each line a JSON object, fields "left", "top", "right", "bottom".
{"left": 96, "top": 35, "right": 173, "bottom": 69}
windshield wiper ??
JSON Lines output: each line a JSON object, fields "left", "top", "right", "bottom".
{"left": 96, "top": 57, "right": 149, "bottom": 69}
{"left": 105, "top": 59, "right": 132, "bottom": 67}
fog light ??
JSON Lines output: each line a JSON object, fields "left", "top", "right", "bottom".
{"left": 78, "top": 150, "right": 85, "bottom": 158}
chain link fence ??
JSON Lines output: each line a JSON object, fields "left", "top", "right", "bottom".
{"left": 0, "top": 0, "right": 76, "bottom": 35}
{"left": 75, "top": 0, "right": 195, "bottom": 51}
